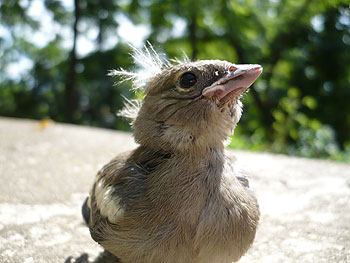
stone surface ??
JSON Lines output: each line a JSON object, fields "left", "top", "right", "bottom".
{"left": 0, "top": 117, "right": 349, "bottom": 263}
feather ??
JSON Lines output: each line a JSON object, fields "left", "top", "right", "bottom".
{"left": 112, "top": 43, "right": 190, "bottom": 122}
{"left": 117, "top": 95, "right": 143, "bottom": 121}
{"left": 110, "top": 42, "right": 173, "bottom": 121}
{"left": 108, "top": 42, "right": 171, "bottom": 91}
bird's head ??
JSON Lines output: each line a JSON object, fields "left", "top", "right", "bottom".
{"left": 112, "top": 45, "right": 262, "bottom": 154}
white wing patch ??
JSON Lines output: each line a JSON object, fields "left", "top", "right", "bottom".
{"left": 94, "top": 179, "right": 124, "bottom": 223}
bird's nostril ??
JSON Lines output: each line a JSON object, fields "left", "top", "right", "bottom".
{"left": 214, "top": 90, "right": 223, "bottom": 98}
{"left": 229, "top": 66, "right": 237, "bottom": 72}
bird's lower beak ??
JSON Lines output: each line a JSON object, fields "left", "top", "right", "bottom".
{"left": 202, "top": 64, "right": 263, "bottom": 101}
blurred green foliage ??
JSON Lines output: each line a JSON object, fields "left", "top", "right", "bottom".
{"left": 0, "top": 0, "right": 349, "bottom": 161}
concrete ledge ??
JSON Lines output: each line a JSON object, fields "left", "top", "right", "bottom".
{"left": 0, "top": 117, "right": 349, "bottom": 262}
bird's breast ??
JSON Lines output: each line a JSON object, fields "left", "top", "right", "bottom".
{"left": 92, "top": 151, "right": 259, "bottom": 263}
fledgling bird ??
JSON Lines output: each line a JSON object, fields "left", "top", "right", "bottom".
{"left": 82, "top": 45, "right": 262, "bottom": 263}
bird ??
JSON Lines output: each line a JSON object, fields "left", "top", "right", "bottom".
{"left": 82, "top": 44, "right": 262, "bottom": 263}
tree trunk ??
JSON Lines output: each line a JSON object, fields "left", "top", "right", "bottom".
{"left": 65, "top": 0, "right": 80, "bottom": 123}
{"left": 189, "top": 12, "right": 198, "bottom": 60}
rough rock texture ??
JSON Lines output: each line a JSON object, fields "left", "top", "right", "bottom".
{"left": 0, "top": 117, "right": 349, "bottom": 263}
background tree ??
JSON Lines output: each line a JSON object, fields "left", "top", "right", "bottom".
{"left": 0, "top": 0, "right": 349, "bottom": 160}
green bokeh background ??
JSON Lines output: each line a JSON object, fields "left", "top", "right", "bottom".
{"left": 1, "top": 0, "right": 349, "bottom": 161}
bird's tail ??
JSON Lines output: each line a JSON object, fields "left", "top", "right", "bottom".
{"left": 82, "top": 197, "right": 90, "bottom": 225}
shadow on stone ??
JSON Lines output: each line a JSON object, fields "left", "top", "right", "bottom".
{"left": 65, "top": 250, "right": 120, "bottom": 263}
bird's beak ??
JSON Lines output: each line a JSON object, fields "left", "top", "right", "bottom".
{"left": 202, "top": 64, "right": 263, "bottom": 101}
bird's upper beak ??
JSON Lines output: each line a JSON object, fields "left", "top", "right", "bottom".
{"left": 202, "top": 64, "right": 263, "bottom": 101}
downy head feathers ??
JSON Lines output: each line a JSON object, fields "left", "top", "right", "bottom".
{"left": 110, "top": 43, "right": 262, "bottom": 152}
{"left": 110, "top": 43, "right": 189, "bottom": 121}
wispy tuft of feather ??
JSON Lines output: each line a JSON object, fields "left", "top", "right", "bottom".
{"left": 117, "top": 95, "right": 143, "bottom": 121}
{"left": 170, "top": 50, "right": 191, "bottom": 65}
{"left": 108, "top": 42, "right": 171, "bottom": 91}
{"left": 110, "top": 42, "right": 190, "bottom": 122}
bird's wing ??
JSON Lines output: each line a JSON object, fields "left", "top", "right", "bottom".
{"left": 225, "top": 151, "right": 250, "bottom": 188}
{"left": 87, "top": 151, "right": 131, "bottom": 244}
{"left": 86, "top": 148, "right": 172, "bottom": 245}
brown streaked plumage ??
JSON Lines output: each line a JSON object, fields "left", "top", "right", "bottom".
{"left": 83, "top": 45, "right": 262, "bottom": 263}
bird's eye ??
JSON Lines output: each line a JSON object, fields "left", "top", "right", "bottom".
{"left": 180, "top": 73, "right": 197, "bottom": 89}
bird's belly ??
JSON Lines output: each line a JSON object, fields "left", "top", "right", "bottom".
{"left": 106, "top": 207, "right": 248, "bottom": 263}
{"left": 104, "top": 226, "right": 237, "bottom": 263}
{"left": 99, "top": 180, "right": 257, "bottom": 263}
{"left": 192, "top": 200, "right": 258, "bottom": 263}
